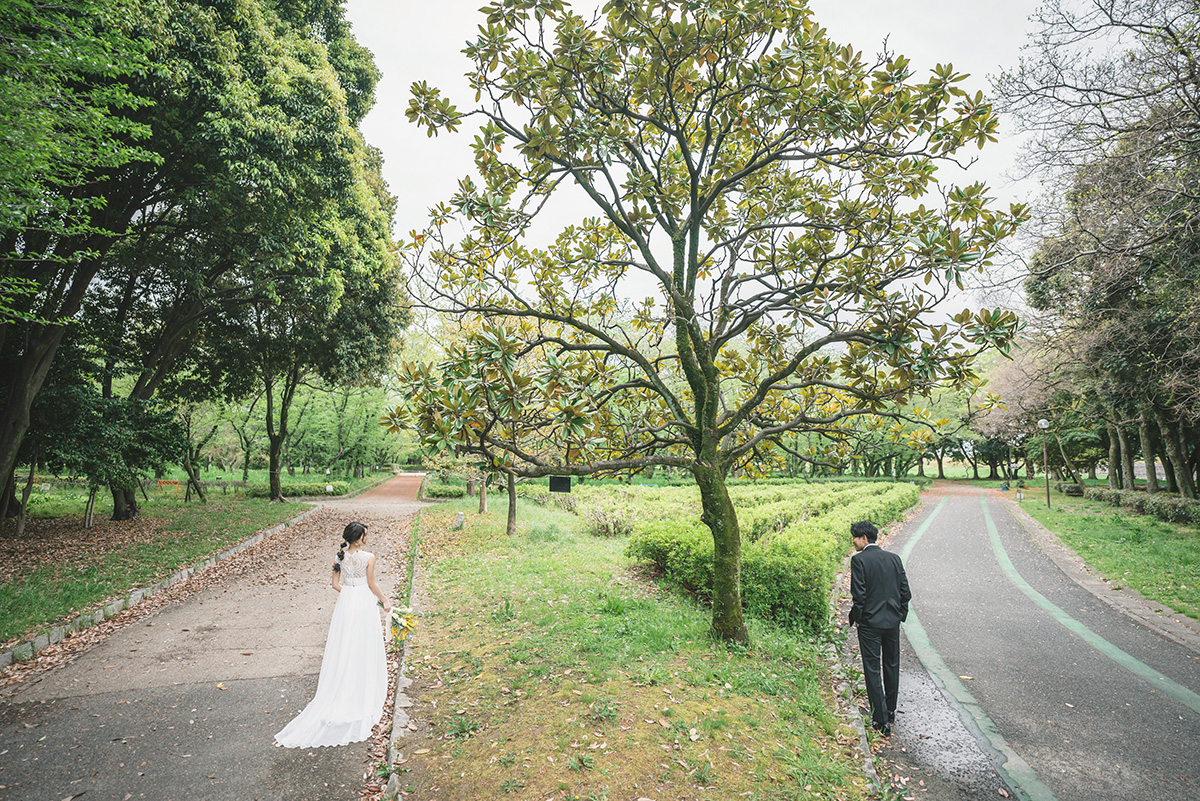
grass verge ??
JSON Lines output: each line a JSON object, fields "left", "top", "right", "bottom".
{"left": 0, "top": 498, "right": 304, "bottom": 645}
{"left": 397, "top": 497, "right": 869, "bottom": 801}
{"left": 1018, "top": 491, "right": 1200, "bottom": 621}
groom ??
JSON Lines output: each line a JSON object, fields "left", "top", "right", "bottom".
{"left": 848, "top": 519, "right": 911, "bottom": 736}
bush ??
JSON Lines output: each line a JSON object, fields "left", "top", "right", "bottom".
{"left": 626, "top": 482, "right": 921, "bottom": 634}
{"left": 1083, "top": 486, "right": 1200, "bottom": 526}
{"left": 245, "top": 481, "right": 349, "bottom": 498}
{"left": 425, "top": 484, "right": 466, "bottom": 499}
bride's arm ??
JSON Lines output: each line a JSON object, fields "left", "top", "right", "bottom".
{"left": 331, "top": 567, "right": 342, "bottom": 592}
{"left": 367, "top": 555, "right": 391, "bottom": 612}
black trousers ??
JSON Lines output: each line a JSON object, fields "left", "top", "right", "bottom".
{"left": 857, "top": 624, "right": 900, "bottom": 727}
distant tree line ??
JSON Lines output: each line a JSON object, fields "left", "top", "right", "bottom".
{"left": 993, "top": 0, "right": 1200, "bottom": 498}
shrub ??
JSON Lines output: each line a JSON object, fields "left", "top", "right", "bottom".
{"left": 425, "top": 484, "right": 466, "bottom": 499}
{"left": 245, "top": 481, "right": 349, "bottom": 498}
{"left": 625, "top": 482, "right": 921, "bottom": 634}
{"left": 1083, "top": 486, "right": 1200, "bottom": 526}
{"left": 626, "top": 519, "right": 713, "bottom": 599}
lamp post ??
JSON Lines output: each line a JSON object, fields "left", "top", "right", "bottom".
{"left": 1038, "top": 419, "right": 1051, "bottom": 509}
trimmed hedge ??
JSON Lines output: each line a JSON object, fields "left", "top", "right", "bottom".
{"left": 1084, "top": 487, "right": 1200, "bottom": 526}
{"left": 627, "top": 482, "right": 921, "bottom": 634}
{"left": 425, "top": 484, "right": 467, "bottom": 499}
{"left": 245, "top": 481, "right": 349, "bottom": 498}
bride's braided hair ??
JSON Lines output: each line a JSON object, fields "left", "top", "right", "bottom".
{"left": 333, "top": 521, "right": 367, "bottom": 572}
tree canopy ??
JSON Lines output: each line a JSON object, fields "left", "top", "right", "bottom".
{"left": 394, "top": 0, "right": 1025, "bottom": 641}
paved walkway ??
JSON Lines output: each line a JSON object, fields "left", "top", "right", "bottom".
{"left": 871, "top": 483, "right": 1200, "bottom": 801}
{"left": 0, "top": 474, "right": 424, "bottom": 801}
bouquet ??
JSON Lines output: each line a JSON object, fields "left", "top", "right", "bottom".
{"left": 387, "top": 605, "right": 418, "bottom": 645}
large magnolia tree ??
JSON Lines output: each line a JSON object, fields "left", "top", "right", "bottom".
{"left": 397, "top": 0, "right": 1023, "bottom": 642}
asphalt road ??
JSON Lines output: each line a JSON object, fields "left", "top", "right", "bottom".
{"left": 878, "top": 484, "right": 1200, "bottom": 801}
{"left": 0, "top": 475, "right": 423, "bottom": 801}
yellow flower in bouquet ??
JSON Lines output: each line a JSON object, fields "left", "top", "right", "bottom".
{"left": 388, "top": 606, "right": 418, "bottom": 645}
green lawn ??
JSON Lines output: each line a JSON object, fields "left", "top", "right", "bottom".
{"left": 1018, "top": 491, "right": 1199, "bottom": 621}
{"left": 399, "top": 496, "right": 870, "bottom": 801}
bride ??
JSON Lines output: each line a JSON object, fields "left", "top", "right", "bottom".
{"left": 275, "top": 521, "right": 391, "bottom": 748}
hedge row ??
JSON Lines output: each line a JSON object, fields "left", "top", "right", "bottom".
{"left": 245, "top": 481, "right": 349, "bottom": 498}
{"left": 1083, "top": 487, "right": 1200, "bottom": 526}
{"left": 425, "top": 484, "right": 467, "bottom": 499}
{"left": 737, "top": 483, "right": 896, "bottom": 542}
{"left": 627, "top": 482, "right": 920, "bottom": 634}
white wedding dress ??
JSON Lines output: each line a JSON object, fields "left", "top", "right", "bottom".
{"left": 275, "top": 549, "right": 388, "bottom": 748}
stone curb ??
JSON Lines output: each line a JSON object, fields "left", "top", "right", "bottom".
{"left": 382, "top": 639, "right": 415, "bottom": 800}
{"left": 829, "top": 556, "right": 882, "bottom": 795}
{"left": 0, "top": 504, "right": 324, "bottom": 671}
{"left": 1004, "top": 495, "right": 1200, "bottom": 654}
{"left": 382, "top": 512, "right": 422, "bottom": 801}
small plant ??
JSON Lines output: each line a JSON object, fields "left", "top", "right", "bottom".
{"left": 586, "top": 790, "right": 609, "bottom": 801}
{"left": 496, "top": 752, "right": 517, "bottom": 766}
{"left": 447, "top": 715, "right": 481, "bottom": 740}
{"left": 500, "top": 778, "right": 524, "bottom": 793}
{"left": 598, "top": 594, "right": 626, "bottom": 615}
{"left": 587, "top": 699, "right": 619, "bottom": 723}
{"left": 693, "top": 761, "right": 716, "bottom": 784}
{"left": 371, "top": 761, "right": 393, "bottom": 780}
{"left": 567, "top": 754, "right": 595, "bottom": 771}
{"left": 490, "top": 598, "right": 518, "bottom": 623}
{"left": 526, "top": 523, "right": 561, "bottom": 542}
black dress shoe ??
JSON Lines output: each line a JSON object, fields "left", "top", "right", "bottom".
{"left": 888, "top": 712, "right": 896, "bottom": 726}
{"left": 872, "top": 721, "right": 892, "bottom": 736}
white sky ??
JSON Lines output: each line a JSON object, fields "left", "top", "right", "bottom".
{"left": 344, "top": 0, "right": 1044, "bottom": 241}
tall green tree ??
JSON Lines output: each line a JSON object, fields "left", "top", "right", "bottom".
{"left": 403, "top": 0, "right": 1024, "bottom": 642}
{"left": 0, "top": 0, "right": 391, "bottom": 509}
{"left": 0, "top": 0, "right": 157, "bottom": 491}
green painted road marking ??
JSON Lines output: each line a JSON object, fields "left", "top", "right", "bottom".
{"left": 899, "top": 495, "right": 1059, "bottom": 801}
{"left": 982, "top": 497, "right": 1200, "bottom": 717}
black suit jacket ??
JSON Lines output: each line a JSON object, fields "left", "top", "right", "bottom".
{"left": 850, "top": 543, "right": 911, "bottom": 629}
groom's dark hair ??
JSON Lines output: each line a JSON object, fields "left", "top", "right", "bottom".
{"left": 850, "top": 520, "right": 878, "bottom": 543}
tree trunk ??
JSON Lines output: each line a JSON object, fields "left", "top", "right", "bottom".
{"left": 506, "top": 471, "right": 517, "bottom": 536}
{"left": 264, "top": 365, "right": 300, "bottom": 502}
{"left": 916, "top": 459, "right": 925, "bottom": 477}
{"left": 478, "top": 475, "right": 488, "bottom": 514}
{"left": 0, "top": 467, "right": 16, "bottom": 520}
{"left": 111, "top": 487, "right": 129, "bottom": 520}
{"left": 695, "top": 459, "right": 749, "bottom": 645}
{"left": 1116, "top": 424, "right": 1136, "bottom": 491}
{"left": 1106, "top": 421, "right": 1121, "bottom": 490}
{"left": 1140, "top": 412, "right": 1158, "bottom": 494}
{"left": 182, "top": 449, "right": 206, "bottom": 503}
{"left": 0, "top": 325, "right": 68, "bottom": 492}
{"left": 1152, "top": 407, "right": 1192, "bottom": 498}
{"left": 15, "top": 464, "right": 36, "bottom": 537}
{"left": 84, "top": 485, "right": 98, "bottom": 528}
{"left": 1053, "top": 433, "right": 1084, "bottom": 488}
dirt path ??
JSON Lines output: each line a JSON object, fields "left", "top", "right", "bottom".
{"left": 0, "top": 474, "right": 424, "bottom": 801}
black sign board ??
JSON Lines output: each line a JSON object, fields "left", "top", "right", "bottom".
{"left": 549, "top": 476, "right": 572, "bottom": 493}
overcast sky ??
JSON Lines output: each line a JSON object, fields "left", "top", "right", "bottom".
{"left": 343, "top": 0, "right": 1045, "bottom": 251}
